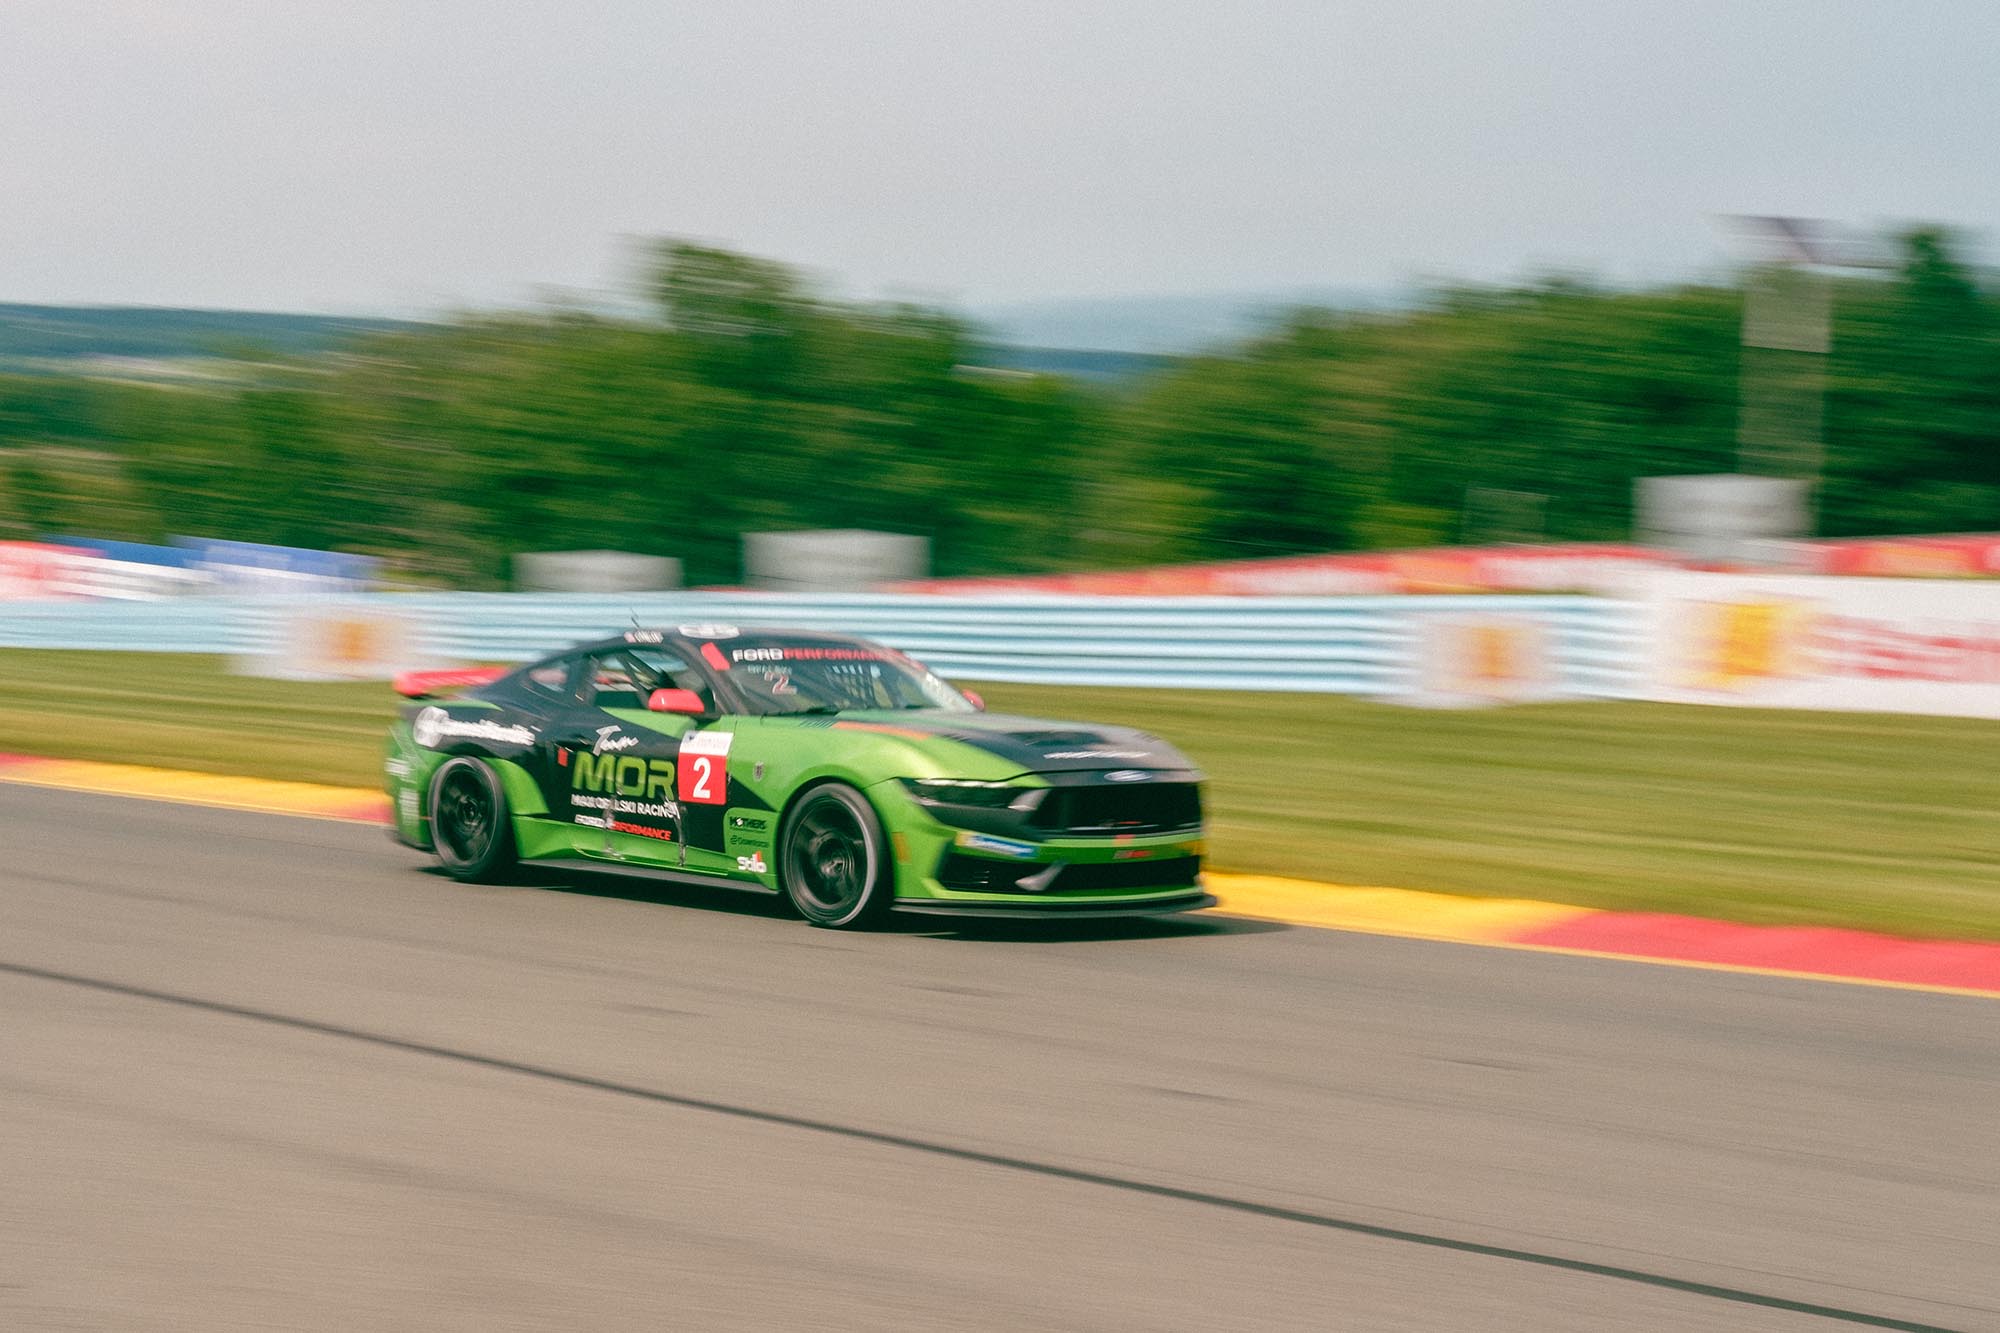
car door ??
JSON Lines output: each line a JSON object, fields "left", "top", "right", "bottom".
{"left": 547, "top": 646, "right": 740, "bottom": 875}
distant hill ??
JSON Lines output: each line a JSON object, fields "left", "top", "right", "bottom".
{"left": 0, "top": 302, "right": 1185, "bottom": 384}
{"left": 969, "top": 286, "right": 1402, "bottom": 356}
{"left": 1, "top": 289, "right": 1408, "bottom": 369}
{"left": 0, "top": 303, "right": 426, "bottom": 364}
{"left": 961, "top": 344, "right": 1178, "bottom": 383}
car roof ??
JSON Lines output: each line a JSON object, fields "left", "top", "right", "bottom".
{"left": 565, "top": 625, "right": 882, "bottom": 657}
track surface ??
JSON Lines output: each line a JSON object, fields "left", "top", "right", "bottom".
{"left": 2, "top": 787, "right": 1995, "bottom": 1331}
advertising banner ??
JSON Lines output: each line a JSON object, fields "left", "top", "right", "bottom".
{"left": 1638, "top": 571, "right": 2000, "bottom": 718}
{"left": 177, "top": 538, "right": 378, "bottom": 594}
{"left": 1399, "top": 613, "right": 1567, "bottom": 707}
{"left": 894, "top": 543, "right": 1677, "bottom": 597}
{"left": 1785, "top": 534, "right": 2000, "bottom": 579}
{"left": 237, "top": 604, "right": 428, "bottom": 681}
{"left": 50, "top": 537, "right": 213, "bottom": 600}
{"left": 0, "top": 542, "right": 88, "bottom": 600}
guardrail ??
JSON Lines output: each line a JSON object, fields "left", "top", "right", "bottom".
{"left": 0, "top": 592, "right": 1640, "bottom": 695}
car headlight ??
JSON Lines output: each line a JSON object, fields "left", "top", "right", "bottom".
{"left": 897, "top": 778, "right": 1045, "bottom": 812}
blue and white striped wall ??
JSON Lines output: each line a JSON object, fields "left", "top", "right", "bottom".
{"left": 0, "top": 593, "right": 1641, "bottom": 696}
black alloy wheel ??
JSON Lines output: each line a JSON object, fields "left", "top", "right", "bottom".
{"left": 781, "top": 784, "right": 894, "bottom": 928}
{"left": 428, "top": 756, "right": 518, "bottom": 883}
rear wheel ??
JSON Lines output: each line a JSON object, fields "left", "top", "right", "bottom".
{"left": 780, "top": 784, "right": 894, "bottom": 929}
{"left": 428, "top": 757, "right": 518, "bottom": 883}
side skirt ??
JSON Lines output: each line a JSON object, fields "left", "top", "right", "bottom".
{"left": 525, "top": 856, "right": 783, "bottom": 897}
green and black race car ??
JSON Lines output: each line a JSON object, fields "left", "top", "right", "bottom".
{"left": 384, "top": 626, "right": 1211, "bottom": 928}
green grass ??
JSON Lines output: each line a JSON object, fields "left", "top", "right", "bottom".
{"left": 0, "top": 651, "right": 394, "bottom": 788}
{"left": 3, "top": 650, "right": 1997, "bottom": 940}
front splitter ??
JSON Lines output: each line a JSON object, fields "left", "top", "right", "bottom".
{"left": 893, "top": 891, "right": 1216, "bottom": 920}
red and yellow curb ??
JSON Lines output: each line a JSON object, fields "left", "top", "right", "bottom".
{"left": 4, "top": 752, "right": 1996, "bottom": 998}
{"left": 1208, "top": 875, "right": 1592, "bottom": 941}
{"left": 1213, "top": 873, "right": 2000, "bottom": 999}
{"left": 0, "top": 753, "right": 390, "bottom": 824}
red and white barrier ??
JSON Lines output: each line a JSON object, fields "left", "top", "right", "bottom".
{"left": 891, "top": 543, "right": 1678, "bottom": 597}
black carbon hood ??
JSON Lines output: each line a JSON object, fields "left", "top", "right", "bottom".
{"left": 839, "top": 710, "right": 1199, "bottom": 776}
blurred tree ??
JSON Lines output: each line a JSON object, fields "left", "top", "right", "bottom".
{"left": 2, "top": 232, "right": 1991, "bottom": 585}
{"left": 1821, "top": 229, "right": 2000, "bottom": 534}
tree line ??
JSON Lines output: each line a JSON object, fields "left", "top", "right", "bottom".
{"left": 0, "top": 232, "right": 1993, "bottom": 588}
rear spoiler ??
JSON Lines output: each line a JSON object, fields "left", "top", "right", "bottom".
{"left": 393, "top": 666, "right": 508, "bottom": 700}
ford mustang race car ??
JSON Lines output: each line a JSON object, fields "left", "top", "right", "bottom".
{"left": 384, "top": 626, "right": 1212, "bottom": 927}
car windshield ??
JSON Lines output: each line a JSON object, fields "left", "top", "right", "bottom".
{"left": 721, "top": 642, "right": 973, "bottom": 715}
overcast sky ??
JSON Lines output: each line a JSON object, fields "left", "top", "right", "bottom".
{"left": 1, "top": 1, "right": 1993, "bottom": 314}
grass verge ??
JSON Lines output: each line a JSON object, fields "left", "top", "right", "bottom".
{"left": 2, "top": 649, "right": 1996, "bottom": 940}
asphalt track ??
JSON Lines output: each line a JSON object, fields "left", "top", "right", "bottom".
{"left": 2, "top": 786, "right": 1996, "bottom": 1331}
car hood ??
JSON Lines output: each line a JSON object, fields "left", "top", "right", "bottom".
{"left": 829, "top": 710, "right": 1199, "bottom": 777}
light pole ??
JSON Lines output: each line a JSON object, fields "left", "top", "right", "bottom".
{"left": 1725, "top": 216, "right": 1836, "bottom": 522}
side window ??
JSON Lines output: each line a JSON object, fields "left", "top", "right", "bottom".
{"left": 524, "top": 658, "right": 574, "bottom": 699}
{"left": 580, "top": 648, "right": 710, "bottom": 711}
{"left": 582, "top": 652, "right": 646, "bottom": 710}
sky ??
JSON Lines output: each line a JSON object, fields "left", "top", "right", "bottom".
{"left": 1, "top": 1, "right": 1995, "bottom": 315}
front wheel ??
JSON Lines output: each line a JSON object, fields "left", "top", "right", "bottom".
{"left": 428, "top": 756, "right": 518, "bottom": 883}
{"left": 780, "top": 784, "right": 895, "bottom": 929}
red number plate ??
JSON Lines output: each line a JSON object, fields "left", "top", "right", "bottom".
{"left": 677, "top": 731, "right": 732, "bottom": 805}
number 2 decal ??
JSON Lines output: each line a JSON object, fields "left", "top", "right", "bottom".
{"left": 678, "top": 730, "right": 732, "bottom": 805}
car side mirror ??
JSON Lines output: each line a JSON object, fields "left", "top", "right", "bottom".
{"left": 960, "top": 688, "right": 986, "bottom": 712}
{"left": 646, "top": 688, "right": 708, "bottom": 715}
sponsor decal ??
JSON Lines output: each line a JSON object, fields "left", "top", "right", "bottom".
{"left": 412, "top": 706, "right": 534, "bottom": 750}
{"left": 725, "top": 809, "right": 773, "bottom": 858}
{"left": 678, "top": 623, "right": 739, "bottom": 639}
{"left": 735, "top": 852, "right": 768, "bottom": 873}
{"left": 1462, "top": 623, "right": 1531, "bottom": 685}
{"left": 957, "top": 832, "right": 1039, "bottom": 859}
{"left": 1404, "top": 614, "right": 1563, "bottom": 707}
{"left": 729, "top": 645, "right": 899, "bottom": 663}
{"left": 1644, "top": 572, "right": 2000, "bottom": 719}
{"left": 1113, "top": 849, "right": 1156, "bottom": 860}
{"left": 575, "top": 811, "right": 676, "bottom": 842}
{"left": 1679, "top": 598, "right": 1809, "bottom": 691}
{"left": 624, "top": 629, "right": 665, "bottom": 643}
{"left": 573, "top": 794, "right": 679, "bottom": 819}
{"left": 384, "top": 757, "right": 410, "bottom": 781}
{"left": 1104, "top": 769, "right": 1152, "bottom": 783}
{"left": 592, "top": 725, "right": 639, "bottom": 755}
{"left": 678, "top": 730, "right": 733, "bottom": 805}
{"left": 572, "top": 751, "right": 677, "bottom": 803}
{"left": 1043, "top": 749, "right": 1149, "bottom": 760}
{"left": 397, "top": 788, "right": 417, "bottom": 824}
{"left": 411, "top": 708, "right": 444, "bottom": 747}
{"left": 1679, "top": 596, "right": 2000, "bottom": 690}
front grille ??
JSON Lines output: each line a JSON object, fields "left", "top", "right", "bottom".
{"left": 1028, "top": 783, "right": 1201, "bottom": 835}
{"left": 937, "top": 854, "right": 1035, "bottom": 892}
{"left": 1053, "top": 856, "right": 1201, "bottom": 890}
{"left": 936, "top": 853, "right": 1201, "bottom": 894}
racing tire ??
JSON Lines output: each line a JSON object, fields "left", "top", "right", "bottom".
{"left": 428, "top": 756, "right": 518, "bottom": 884}
{"left": 779, "top": 783, "right": 895, "bottom": 929}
